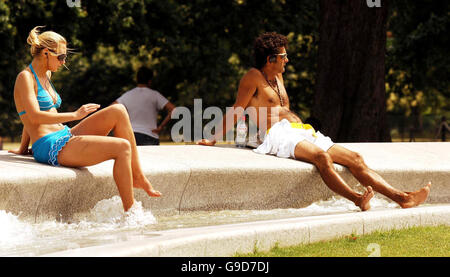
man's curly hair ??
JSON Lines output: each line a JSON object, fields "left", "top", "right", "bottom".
{"left": 253, "top": 32, "right": 288, "bottom": 69}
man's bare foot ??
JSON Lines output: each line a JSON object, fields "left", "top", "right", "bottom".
{"left": 399, "top": 182, "right": 431, "bottom": 208}
{"left": 133, "top": 177, "right": 162, "bottom": 197}
{"left": 356, "top": 186, "right": 374, "bottom": 211}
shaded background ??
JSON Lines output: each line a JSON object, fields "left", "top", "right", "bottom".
{"left": 0, "top": 0, "right": 448, "bottom": 143}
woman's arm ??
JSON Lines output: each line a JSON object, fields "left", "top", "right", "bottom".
{"left": 15, "top": 71, "right": 99, "bottom": 125}
{"left": 8, "top": 127, "right": 32, "bottom": 155}
{"left": 29, "top": 104, "right": 100, "bottom": 125}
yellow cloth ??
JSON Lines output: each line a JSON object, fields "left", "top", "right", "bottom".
{"left": 255, "top": 119, "right": 334, "bottom": 158}
{"left": 268, "top": 122, "right": 317, "bottom": 138}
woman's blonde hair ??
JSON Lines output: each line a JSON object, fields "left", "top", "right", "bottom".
{"left": 27, "top": 26, "right": 67, "bottom": 57}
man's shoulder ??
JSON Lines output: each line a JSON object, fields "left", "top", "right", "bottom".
{"left": 122, "top": 87, "right": 140, "bottom": 94}
{"left": 147, "top": 88, "right": 167, "bottom": 99}
{"left": 240, "top": 68, "right": 262, "bottom": 83}
{"left": 123, "top": 87, "right": 156, "bottom": 96}
{"left": 147, "top": 87, "right": 162, "bottom": 94}
{"left": 245, "top": 68, "right": 262, "bottom": 78}
{"left": 116, "top": 87, "right": 140, "bottom": 102}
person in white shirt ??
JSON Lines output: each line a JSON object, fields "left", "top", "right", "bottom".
{"left": 435, "top": 116, "right": 450, "bottom": 141}
{"left": 114, "top": 67, "right": 175, "bottom": 145}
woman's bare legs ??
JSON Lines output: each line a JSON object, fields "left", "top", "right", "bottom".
{"left": 58, "top": 135, "right": 135, "bottom": 211}
{"left": 70, "top": 104, "right": 161, "bottom": 197}
{"left": 294, "top": 140, "right": 374, "bottom": 211}
{"left": 327, "top": 144, "right": 431, "bottom": 208}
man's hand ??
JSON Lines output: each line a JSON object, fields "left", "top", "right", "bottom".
{"left": 152, "top": 126, "right": 163, "bottom": 134}
{"left": 196, "top": 139, "right": 217, "bottom": 146}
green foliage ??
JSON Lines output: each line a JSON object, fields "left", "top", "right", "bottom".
{"left": 0, "top": 0, "right": 319, "bottom": 139}
{"left": 0, "top": 0, "right": 448, "bottom": 140}
{"left": 386, "top": 0, "right": 450, "bottom": 136}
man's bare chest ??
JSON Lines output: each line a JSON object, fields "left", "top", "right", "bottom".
{"left": 251, "top": 82, "right": 289, "bottom": 107}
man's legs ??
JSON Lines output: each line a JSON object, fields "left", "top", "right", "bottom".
{"left": 327, "top": 144, "right": 431, "bottom": 208}
{"left": 293, "top": 140, "right": 374, "bottom": 211}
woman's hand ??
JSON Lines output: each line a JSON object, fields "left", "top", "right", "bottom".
{"left": 8, "top": 148, "right": 33, "bottom": 156}
{"left": 75, "top": 104, "right": 100, "bottom": 120}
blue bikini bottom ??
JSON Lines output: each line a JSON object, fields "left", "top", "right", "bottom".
{"left": 32, "top": 126, "right": 73, "bottom": 166}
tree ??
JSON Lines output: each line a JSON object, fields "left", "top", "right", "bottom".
{"left": 1, "top": 1, "right": 447, "bottom": 142}
{"left": 385, "top": 0, "right": 450, "bottom": 139}
{"left": 0, "top": 0, "right": 321, "bottom": 140}
{"left": 312, "top": 0, "right": 391, "bottom": 142}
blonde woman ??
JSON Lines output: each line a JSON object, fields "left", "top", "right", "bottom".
{"left": 11, "top": 26, "right": 161, "bottom": 212}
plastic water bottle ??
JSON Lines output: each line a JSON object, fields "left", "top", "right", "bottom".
{"left": 235, "top": 116, "right": 248, "bottom": 148}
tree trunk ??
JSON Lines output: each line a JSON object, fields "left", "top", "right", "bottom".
{"left": 312, "top": 0, "right": 391, "bottom": 142}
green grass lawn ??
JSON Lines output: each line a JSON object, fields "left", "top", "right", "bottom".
{"left": 237, "top": 225, "right": 450, "bottom": 257}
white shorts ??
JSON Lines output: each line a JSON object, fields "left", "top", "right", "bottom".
{"left": 253, "top": 119, "right": 334, "bottom": 159}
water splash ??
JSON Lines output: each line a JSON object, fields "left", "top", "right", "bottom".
{"left": 86, "top": 196, "right": 157, "bottom": 227}
{"left": 301, "top": 194, "right": 400, "bottom": 214}
{"left": 0, "top": 196, "right": 157, "bottom": 256}
{"left": 0, "top": 210, "right": 34, "bottom": 247}
{"left": 0, "top": 194, "right": 400, "bottom": 256}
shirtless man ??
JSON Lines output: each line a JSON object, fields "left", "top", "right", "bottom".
{"left": 198, "top": 32, "right": 431, "bottom": 211}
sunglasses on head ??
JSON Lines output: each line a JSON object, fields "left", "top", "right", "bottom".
{"left": 49, "top": 49, "right": 67, "bottom": 61}
{"left": 275, "top": 53, "right": 288, "bottom": 60}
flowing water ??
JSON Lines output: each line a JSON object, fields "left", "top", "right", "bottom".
{"left": 0, "top": 195, "right": 399, "bottom": 256}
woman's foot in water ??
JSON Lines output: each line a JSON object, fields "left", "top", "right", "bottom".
{"left": 133, "top": 176, "right": 162, "bottom": 197}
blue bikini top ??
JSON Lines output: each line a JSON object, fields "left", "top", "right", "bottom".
{"left": 18, "top": 64, "right": 62, "bottom": 116}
